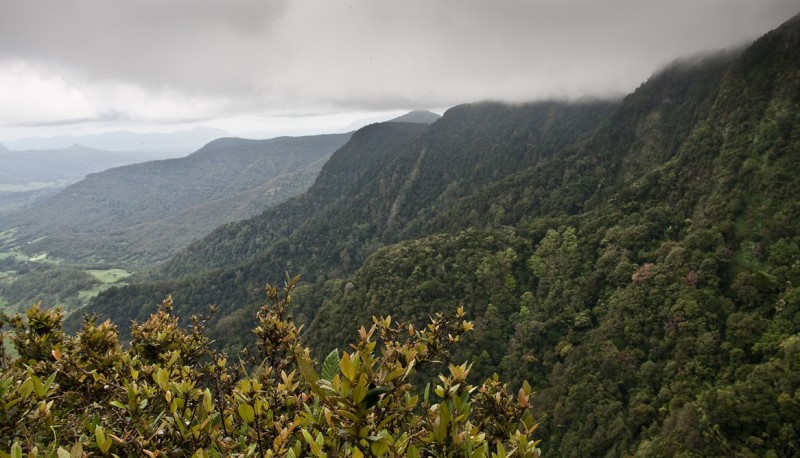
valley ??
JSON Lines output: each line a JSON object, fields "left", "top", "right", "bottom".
{"left": 0, "top": 114, "right": 436, "bottom": 317}
{"left": 0, "top": 244, "right": 131, "bottom": 314}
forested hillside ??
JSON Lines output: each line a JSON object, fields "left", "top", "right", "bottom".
{"left": 1, "top": 134, "right": 351, "bottom": 266}
{"left": 64, "top": 14, "right": 800, "bottom": 456}
{"left": 0, "top": 144, "right": 179, "bottom": 216}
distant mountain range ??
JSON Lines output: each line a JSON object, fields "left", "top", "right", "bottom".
{"left": 0, "top": 144, "right": 181, "bottom": 186}
{"left": 338, "top": 109, "right": 442, "bottom": 132}
{"left": 0, "top": 112, "right": 441, "bottom": 261}
{"left": 1, "top": 126, "right": 230, "bottom": 154}
{"left": 1, "top": 133, "right": 351, "bottom": 266}
{"left": 0, "top": 144, "right": 187, "bottom": 217}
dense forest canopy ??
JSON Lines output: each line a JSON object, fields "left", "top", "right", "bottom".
{"left": 4, "top": 12, "right": 800, "bottom": 458}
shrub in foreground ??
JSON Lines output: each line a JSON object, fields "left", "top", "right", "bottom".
{"left": 0, "top": 276, "right": 540, "bottom": 457}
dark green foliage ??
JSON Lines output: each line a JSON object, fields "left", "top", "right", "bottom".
{"left": 0, "top": 281, "right": 540, "bottom": 457}
{"left": 154, "top": 122, "right": 430, "bottom": 280}
{"left": 0, "top": 265, "right": 100, "bottom": 312}
{"left": 55, "top": 13, "right": 800, "bottom": 457}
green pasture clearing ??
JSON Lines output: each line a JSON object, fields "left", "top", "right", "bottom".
{"left": 0, "top": 181, "right": 64, "bottom": 192}
{"left": 0, "top": 249, "right": 59, "bottom": 265}
{"left": 29, "top": 252, "right": 48, "bottom": 262}
{"left": 77, "top": 285, "right": 111, "bottom": 302}
{"left": 0, "top": 227, "right": 17, "bottom": 241}
{"left": 78, "top": 268, "right": 133, "bottom": 302}
{"left": 86, "top": 268, "right": 132, "bottom": 284}
{"left": 0, "top": 250, "right": 28, "bottom": 261}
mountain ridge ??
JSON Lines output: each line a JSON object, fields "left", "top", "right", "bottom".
{"left": 2, "top": 133, "right": 352, "bottom": 266}
{"left": 389, "top": 110, "right": 442, "bottom": 124}
{"left": 0, "top": 143, "right": 180, "bottom": 185}
{"left": 2, "top": 126, "right": 231, "bottom": 154}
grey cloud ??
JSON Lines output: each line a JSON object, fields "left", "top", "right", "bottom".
{"left": 0, "top": 0, "right": 797, "bottom": 123}
{"left": 0, "top": 0, "right": 288, "bottom": 94}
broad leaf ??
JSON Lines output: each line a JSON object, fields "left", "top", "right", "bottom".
{"left": 321, "top": 348, "right": 339, "bottom": 381}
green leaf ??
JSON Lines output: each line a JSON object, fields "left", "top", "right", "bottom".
{"left": 371, "top": 438, "right": 389, "bottom": 456}
{"left": 203, "top": 388, "right": 213, "bottom": 412}
{"left": 42, "top": 372, "right": 57, "bottom": 393}
{"left": 321, "top": 348, "right": 339, "bottom": 381}
{"left": 95, "top": 425, "right": 112, "bottom": 453}
{"left": 10, "top": 442, "right": 22, "bottom": 458}
{"left": 69, "top": 442, "right": 83, "bottom": 458}
{"left": 301, "top": 429, "right": 325, "bottom": 456}
{"left": 434, "top": 402, "right": 451, "bottom": 443}
{"left": 471, "top": 445, "right": 488, "bottom": 458}
{"left": 337, "top": 408, "right": 360, "bottom": 422}
{"left": 339, "top": 351, "right": 355, "bottom": 381}
{"left": 57, "top": 448, "right": 71, "bottom": 458}
{"left": 167, "top": 350, "right": 180, "bottom": 368}
{"left": 352, "top": 376, "right": 368, "bottom": 405}
{"left": 109, "top": 400, "right": 126, "bottom": 410}
{"left": 95, "top": 425, "right": 106, "bottom": 447}
{"left": 31, "top": 375, "right": 44, "bottom": 397}
{"left": 20, "top": 378, "right": 33, "bottom": 399}
{"left": 238, "top": 403, "right": 255, "bottom": 424}
{"left": 495, "top": 442, "right": 507, "bottom": 458}
{"left": 155, "top": 367, "right": 169, "bottom": 391}
{"left": 296, "top": 353, "right": 325, "bottom": 397}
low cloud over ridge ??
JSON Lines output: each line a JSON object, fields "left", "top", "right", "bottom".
{"left": 0, "top": 0, "right": 797, "bottom": 137}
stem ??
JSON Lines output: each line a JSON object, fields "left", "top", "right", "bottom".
{"left": 252, "top": 400, "right": 266, "bottom": 458}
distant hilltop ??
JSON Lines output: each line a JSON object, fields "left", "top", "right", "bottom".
{"left": 1, "top": 126, "right": 231, "bottom": 154}
{"left": 390, "top": 110, "right": 442, "bottom": 124}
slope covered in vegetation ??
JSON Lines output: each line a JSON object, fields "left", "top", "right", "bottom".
{"left": 2, "top": 134, "right": 351, "bottom": 267}
{"left": 1, "top": 280, "right": 540, "bottom": 456}
{"left": 59, "top": 13, "right": 800, "bottom": 456}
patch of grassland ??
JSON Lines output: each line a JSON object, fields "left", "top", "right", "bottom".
{"left": 28, "top": 252, "right": 48, "bottom": 262}
{"left": 77, "top": 286, "right": 109, "bottom": 302}
{"left": 86, "top": 268, "right": 131, "bottom": 284}
{"left": 0, "top": 227, "right": 18, "bottom": 241}
{"left": 0, "top": 250, "right": 28, "bottom": 261}
{"left": 77, "top": 268, "right": 133, "bottom": 302}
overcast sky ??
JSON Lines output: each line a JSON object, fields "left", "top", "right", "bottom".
{"left": 0, "top": 0, "right": 796, "bottom": 141}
